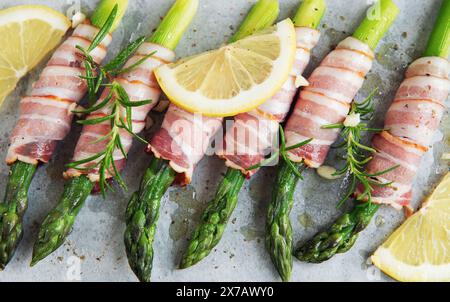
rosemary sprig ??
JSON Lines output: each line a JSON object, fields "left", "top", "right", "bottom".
{"left": 322, "top": 89, "right": 399, "bottom": 207}
{"left": 68, "top": 4, "right": 155, "bottom": 196}
{"left": 246, "top": 125, "right": 312, "bottom": 177}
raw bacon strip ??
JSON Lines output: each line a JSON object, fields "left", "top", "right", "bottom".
{"left": 285, "top": 37, "right": 374, "bottom": 168}
{"left": 355, "top": 131, "right": 427, "bottom": 209}
{"left": 6, "top": 22, "right": 112, "bottom": 165}
{"left": 148, "top": 104, "right": 222, "bottom": 185}
{"left": 217, "top": 27, "right": 320, "bottom": 176}
{"left": 65, "top": 43, "right": 175, "bottom": 181}
{"left": 356, "top": 56, "right": 450, "bottom": 208}
{"left": 385, "top": 56, "right": 450, "bottom": 146}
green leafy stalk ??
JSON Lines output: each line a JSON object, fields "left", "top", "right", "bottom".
{"left": 0, "top": 162, "right": 36, "bottom": 269}
{"left": 124, "top": 157, "right": 176, "bottom": 282}
{"left": 352, "top": 0, "right": 399, "bottom": 50}
{"left": 292, "top": 0, "right": 326, "bottom": 29}
{"left": 180, "top": 169, "right": 245, "bottom": 269}
{"left": 296, "top": 0, "right": 450, "bottom": 264}
{"left": 31, "top": 176, "right": 93, "bottom": 266}
{"left": 424, "top": 0, "right": 450, "bottom": 58}
{"left": 229, "top": 0, "right": 279, "bottom": 43}
{"left": 266, "top": 157, "right": 305, "bottom": 281}
{"left": 91, "top": 0, "right": 128, "bottom": 32}
{"left": 148, "top": 0, "right": 199, "bottom": 50}
{"left": 295, "top": 201, "right": 379, "bottom": 263}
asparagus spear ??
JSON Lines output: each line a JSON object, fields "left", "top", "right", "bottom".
{"left": 296, "top": 0, "right": 450, "bottom": 264}
{"left": 179, "top": 0, "right": 325, "bottom": 272}
{"left": 0, "top": 0, "right": 128, "bottom": 270}
{"left": 0, "top": 162, "right": 36, "bottom": 269}
{"left": 30, "top": 0, "right": 197, "bottom": 267}
{"left": 263, "top": 0, "right": 326, "bottom": 282}
{"left": 125, "top": 0, "right": 279, "bottom": 282}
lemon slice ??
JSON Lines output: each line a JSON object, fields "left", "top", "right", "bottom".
{"left": 154, "top": 19, "right": 296, "bottom": 117}
{"left": 0, "top": 5, "right": 70, "bottom": 106}
{"left": 371, "top": 172, "right": 450, "bottom": 282}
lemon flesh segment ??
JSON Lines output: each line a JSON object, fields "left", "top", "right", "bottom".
{"left": 371, "top": 173, "right": 450, "bottom": 282}
{"left": 154, "top": 18, "right": 297, "bottom": 117}
{"left": 0, "top": 5, "right": 70, "bottom": 106}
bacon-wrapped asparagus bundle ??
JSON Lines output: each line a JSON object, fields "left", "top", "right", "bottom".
{"left": 0, "top": 0, "right": 128, "bottom": 270}
{"left": 124, "top": 0, "right": 280, "bottom": 282}
{"left": 297, "top": 0, "right": 450, "bottom": 263}
{"left": 179, "top": 0, "right": 326, "bottom": 281}
{"left": 265, "top": 0, "right": 398, "bottom": 280}
{"left": 30, "top": 0, "right": 199, "bottom": 267}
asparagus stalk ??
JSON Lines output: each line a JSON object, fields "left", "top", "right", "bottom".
{"left": 180, "top": 0, "right": 325, "bottom": 273}
{"left": 31, "top": 0, "right": 197, "bottom": 267}
{"left": 265, "top": 159, "right": 304, "bottom": 281}
{"left": 0, "top": 162, "right": 36, "bottom": 269}
{"left": 263, "top": 0, "right": 325, "bottom": 282}
{"left": 125, "top": 0, "right": 279, "bottom": 281}
{"left": 31, "top": 176, "right": 93, "bottom": 266}
{"left": 296, "top": 0, "right": 450, "bottom": 264}
{"left": 0, "top": 0, "right": 128, "bottom": 270}
{"left": 179, "top": 169, "right": 245, "bottom": 268}
{"left": 29, "top": 0, "right": 130, "bottom": 266}
{"left": 124, "top": 157, "right": 176, "bottom": 282}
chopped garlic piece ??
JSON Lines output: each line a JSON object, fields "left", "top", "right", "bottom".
{"left": 316, "top": 165, "right": 341, "bottom": 180}
{"left": 72, "top": 12, "right": 86, "bottom": 28}
{"left": 294, "top": 75, "right": 309, "bottom": 88}
{"left": 442, "top": 153, "right": 450, "bottom": 160}
{"left": 154, "top": 99, "right": 170, "bottom": 112}
{"left": 343, "top": 113, "right": 361, "bottom": 127}
{"left": 73, "top": 104, "right": 85, "bottom": 118}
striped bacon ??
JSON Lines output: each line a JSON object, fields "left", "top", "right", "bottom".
{"left": 217, "top": 27, "right": 321, "bottom": 176}
{"left": 148, "top": 104, "right": 222, "bottom": 186}
{"left": 285, "top": 37, "right": 374, "bottom": 168}
{"left": 65, "top": 43, "right": 175, "bottom": 181}
{"left": 6, "top": 23, "right": 112, "bottom": 165}
{"left": 356, "top": 56, "right": 450, "bottom": 208}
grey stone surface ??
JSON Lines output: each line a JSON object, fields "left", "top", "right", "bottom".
{"left": 0, "top": 0, "right": 448, "bottom": 282}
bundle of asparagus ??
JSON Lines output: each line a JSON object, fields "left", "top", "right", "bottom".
{"left": 124, "top": 0, "right": 280, "bottom": 282}
{"left": 179, "top": 0, "right": 327, "bottom": 281}
{"left": 30, "top": 0, "right": 200, "bottom": 267}
{"left": 0, "top": 0, "right": 129, "bottom": 270}
{"left": 296, "top": 0, "right": 450, "bottom": 263}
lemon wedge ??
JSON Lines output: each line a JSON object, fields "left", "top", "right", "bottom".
{"left": 0, "top": 5, "right": 70, "bottom": 106}
{"left": 154, "top": 18, "right": 296, "bottom": 117}
{"left": 371, "top": 172, "right": 450, "bottom": 282}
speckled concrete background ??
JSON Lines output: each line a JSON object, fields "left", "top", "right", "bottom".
{"left": 0, "top": 0, "right": 448, "bottom": 282}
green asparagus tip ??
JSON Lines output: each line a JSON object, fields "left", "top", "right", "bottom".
{"left": 91, "top": 0, "right": 128, "bottom": 32}
{"left": 424, "top": 0, "right": 450, "bottom": 58}
{"left": 149, "top": 0, "right": 199, "bottom": 50}
{"left": 352, "top": 0, "right": 399, "bottom": 50}
{"left": 229, "top": 0, "right": 279, "bottom": 43}
{"left": 31, "top": 176, "right": 93, "bottom": 266}
{"left": 292, "top": 0, "right": 326, "bottom": 29}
